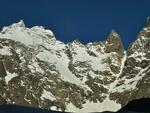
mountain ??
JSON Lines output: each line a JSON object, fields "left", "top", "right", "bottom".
{"left": 0, "top": 18, "right": 149, "bottom": 113}
{"left": 109, "top": 17, "right": 150, "bottom": 107}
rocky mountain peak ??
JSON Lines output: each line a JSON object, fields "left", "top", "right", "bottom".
{"left": 0, "top": 21, "right": 56, "bottom": 47}
{"left": 11, "top": 20, "right": 25, "bottom": 28}
{"left": 110, "top": 29, "right": 119, "bottom": 37}
{"left": 128, "top": 17, "right": 150, "bottom": 53}
{"left": 106, "top": 29, "right": 121, "bottom": 44}
{"left": 104, "top": 29, "right": 124, "bottom": 55}
{"left": 1, "top": 20, "right": 25, "bottom": 33}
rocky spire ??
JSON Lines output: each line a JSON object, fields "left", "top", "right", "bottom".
{"left": 109, "top": 29, "right": 120, "bottom": 37}
{"left": 127, "top": 17, "right": 150, "bottom": 54}
{"left": 105, "top": 29, "right": 124, "bottom": 55}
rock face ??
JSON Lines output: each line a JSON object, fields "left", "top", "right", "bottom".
{"left": 0, "top": 18, "right": 149, "bottom": 112}
{"left": 110, "top": 18, "right": 150, "bottom": 106}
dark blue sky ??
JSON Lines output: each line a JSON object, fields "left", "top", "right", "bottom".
{"left": 0, "top": 0, "right": 150, "bottom": 48}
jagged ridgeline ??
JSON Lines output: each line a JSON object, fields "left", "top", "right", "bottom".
{"left": 0, "top": 18, "right": 149, "bottom": 112}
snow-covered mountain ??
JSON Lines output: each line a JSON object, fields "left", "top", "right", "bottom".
{"left": 0, "top": 18, "right": 149, "bottom": 113}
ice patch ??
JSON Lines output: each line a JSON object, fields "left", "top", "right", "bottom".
{"left": 5, "top": 71, "right": 18, "bottom": 84}
{"left": 0, "top": 46, "right": 12, "bottom": 55}
{"left": 41, "top": 89, "right": 56, "bottom": 101}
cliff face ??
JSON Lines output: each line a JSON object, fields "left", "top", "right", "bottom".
{"left": 110, "top": 18, "right": 150, "bottom": 106}
{"left": 0, "top": 18, "right": 149, "bottom": 112}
